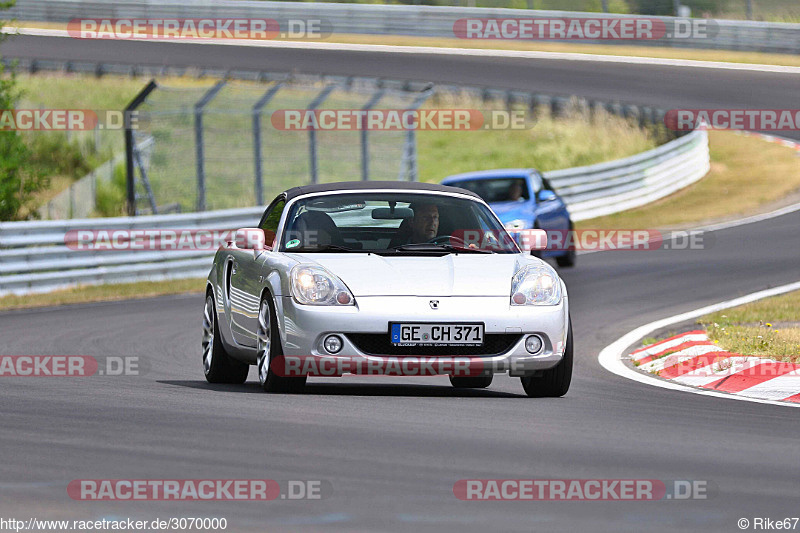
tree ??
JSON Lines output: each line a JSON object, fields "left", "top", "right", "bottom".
{"left": 0, "top": 0, "right": 46, "bottom": 220}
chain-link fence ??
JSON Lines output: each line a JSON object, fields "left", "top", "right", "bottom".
{"left": 129, "top": 76, "right": 431, "bottom": 215}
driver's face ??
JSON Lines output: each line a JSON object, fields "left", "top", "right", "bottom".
{"left": 410, "top": 205, "right": 439, "bottom": 243}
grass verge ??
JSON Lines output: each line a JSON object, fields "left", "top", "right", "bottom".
{"left": 697, "top": 290, "right": 800, "bottom": 363}
{"left": 0, "top": 278, "right": 206, "bottom": 311}
{"left": 417, "top": 103, "right": 661, "bottom": 181}
{"left": 576, "top": 130, "right": 800, "bottom": 230}
{"left": 11, "top": 22, "right": 800, "bottom": 67}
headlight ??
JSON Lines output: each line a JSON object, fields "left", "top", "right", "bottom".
{"left": 504, "top": 219, "right": 527, "bottom": 230}
{"left": 510, "top": 264, "right": 562, "bottom": 306}
{"left": 291, "top": 265, "right": 355, "bottom": 306}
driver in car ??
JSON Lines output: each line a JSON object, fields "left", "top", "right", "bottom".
{"left": 408, "top": 203, "right": 440, "bottom": 243}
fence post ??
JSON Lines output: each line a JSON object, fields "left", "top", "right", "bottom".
{"left": 252, "top": 82, "right": 284, "bottom": 206}
{"left": 307, "top": 84, "right": 337, "bottom": 185}
{"left": 124, "top": 79, "right": 158, "bottom": 216}
{"left": 360, "top": 88, "right": 385, "bottom": 181}
{"left": 398, "top": 85, "right": 433, "bottom": 182}
{"left": 194, "top": 80, "right": 227, "bottom": 212}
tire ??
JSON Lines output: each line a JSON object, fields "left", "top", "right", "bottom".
{"left": 556, "top": 223, "right": 576, "bottom": 268}
{"left": 520, "top": 318, "right": 573, "bottom": 398}
{"left": 257, "top": 294, "right": 307, "bottom": 393}
{"left": 202, "top": 293, "right": 249, "bottom": 384}
{"left": 449, "top": 374, "right": 493, "bottom": 389}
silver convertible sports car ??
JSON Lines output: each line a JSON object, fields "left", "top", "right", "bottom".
{"left": 203, "top": 181, "right": 572, "bottom": 397}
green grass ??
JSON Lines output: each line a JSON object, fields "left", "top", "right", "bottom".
{"left": 417, "top": 103, "right": 663, "bottom": 180}
{"left": 698, "top": 290, "right": 800, "bottom": 363}
{"left": 700, "top": 290, "right": 800, "bottom": 325}
{"left": 577, "top": 130, "right": 800, "bottom": 230}
{"left": 0, "top": 278, "right": 206, "bottom": 311}
{"left": 716, "top": 0, "right": 800, "bottom": 22}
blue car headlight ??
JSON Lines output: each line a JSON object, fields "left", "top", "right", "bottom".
{"left": 510, "top": 264, "right": 562, "bottom": 306}
{"left": 504, "top": 219, "right": 527, "bottom": 231}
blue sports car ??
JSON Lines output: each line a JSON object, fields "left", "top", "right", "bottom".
{"left": 441, "top": 169, "right": 575, "bottom": 267}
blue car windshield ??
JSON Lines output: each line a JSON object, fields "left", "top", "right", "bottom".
{"left": 279, "top": 192, "right": 519, "bottom": 254}
{"left": 448, "top": 178, "right": 530, "bottom": 203}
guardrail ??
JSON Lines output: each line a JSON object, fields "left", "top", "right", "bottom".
{"left": 0, "top": 130, "right": 710, "bottom": 296}
{"left": 547, "top": 129, "right": 709, "bottom": 221}
{"left": 7, "top": 0, "right": 800, "bottom": 55}
{"left": 0, "top": 207, "right": 263, "bottom": 295}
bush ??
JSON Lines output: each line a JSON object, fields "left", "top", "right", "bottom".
{"left": 94, "top": 163, "right": 127, "bottom": 217}
{"left": 0, "top": 68, "right": 48, "bottom": 221}
{"left": 25, "top": 133, "right": 102, "bottom": 180}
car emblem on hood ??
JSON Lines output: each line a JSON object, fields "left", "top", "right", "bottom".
{"left": 429, "top": 300, "right": 439, "bottom": 310}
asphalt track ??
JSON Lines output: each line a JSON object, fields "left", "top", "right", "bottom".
{"left": 6, "top": 34, "right": 800, "bottom": 141}
{"left": 1, "top": 35, "right": 799, "bottom": 532}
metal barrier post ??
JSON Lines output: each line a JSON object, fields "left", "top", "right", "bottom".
{"left": 252, "top": 82, "right": 283, "bottom": 206}
{"left": 398, "top": 85, "right": 433, "bottom": 181}
{"left": 124, "top": 79, "right": 157, "bottom": 216}
{"left": 307, "top": 84, "right": 337, "bottom": 184}
{"left": 360, "top": 88, "right": 385, "bottom": 181}
{"left": 194, "top": 80, "right": 227, "bottom": 212}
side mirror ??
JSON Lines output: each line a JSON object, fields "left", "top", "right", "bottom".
{"left": 515, "top": 229, "right": 548, "bottom": 252}
{"left": 538, "top": 190, "right": 557, "bottom": 203}
{"left": 231, "top": 228, "right": 269, "bottom": 256}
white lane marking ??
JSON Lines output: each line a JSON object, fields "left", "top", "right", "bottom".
{"left": 597, "top": 280, "right": 800, "bottom": 408}
{"left": 6, "top": 27, "right": 800, "bottom": 75}
{"left": 736, "top": 370, "right": 800, "bottom": 401}
{"left": 578, "top": 199, "right": 800, "bottom": 256}
{"left": 630, "top": 333, "right": 708, "bottom": 360}
{"left": 695, "top": 201, "right": 800, "bottom": 233}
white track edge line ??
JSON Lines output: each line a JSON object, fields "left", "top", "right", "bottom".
{"left": 597, "top": 280, "right": 800, "bottom": 408}
{"left": 5, "top": 27, "right": 800, "bottom": 75}
{"left": 578, "top": 200, "right": 800, "bottom": 256}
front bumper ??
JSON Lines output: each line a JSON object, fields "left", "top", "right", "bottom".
{"left": 277, "top": 295, "right": 568, "bottom": 376}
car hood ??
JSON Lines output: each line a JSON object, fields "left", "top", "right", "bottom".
{"left": 290, "top": 252, "right": 533, "bottom": 297}
{"left": 488, "top": 201, "right": 530, "bottom": 223}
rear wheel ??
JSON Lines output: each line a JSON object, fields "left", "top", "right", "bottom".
{"left": 257, "top": 295, "right": 307, "bottom": 393}
{"left": 202, "top": 293, "right": 249, "bottom": 384}
{"left": 449, "top": 375, "right": 493, "bottom": 389}
{"left": 520, "top": 318, "right": 573, "bottom": 397}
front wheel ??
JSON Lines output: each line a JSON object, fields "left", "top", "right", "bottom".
{"left": 520, "top": 318, "right": 573, "bottom": 397}
{"left": 257, "top": 295, "right": 307, "bottom": 393}
{"left": 202, "top": 293, "right": 249, "bottom": 384}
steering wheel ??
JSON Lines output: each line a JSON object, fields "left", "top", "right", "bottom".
{"left": 429, "top": 235, "right": 467, "bottom": 247}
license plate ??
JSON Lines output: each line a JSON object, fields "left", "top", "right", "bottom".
{"left": 390, "top": 323, "right": 484, "bottom": 346}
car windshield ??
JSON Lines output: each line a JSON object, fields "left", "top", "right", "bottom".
{"left": 447, "top": 177, "right": 529, "bottom": 203}
{"left": 279, "top": 192, "right": 519, "bottom": 254}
